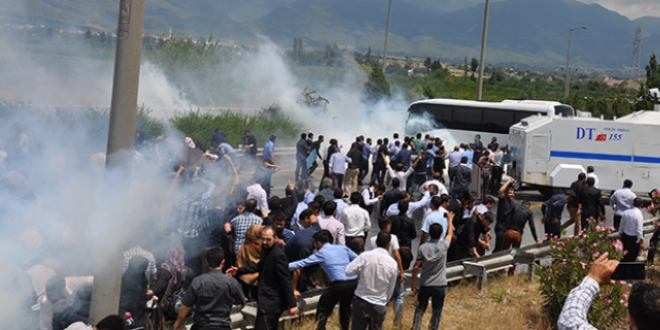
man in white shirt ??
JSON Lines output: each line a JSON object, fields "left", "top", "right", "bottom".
{"left": 586, "top": 165, "right": 599, "bottom": 188}
{"left": 340, "top": 192, "right": 371, "bottom": 254}
{"left": 382, "top": 153, "right": 420, "bottom": 192}
{"left": 360, "top": 184, "right": 384, "bottom": 215}
{"left": 65, "top": 315, "right": 124, "bottom": 330}
{"left": 39, "top": 275, "right": 94, "bottom": 330}
{"left": 247, "top": 177, "right": 269, "bottom": 213}
{"left": 346, "top": 232, "right": 399, "bottom": 330}
{"left": 619, "top": 197, "right": 645, "bottom": 262}
{"left": 610, "top": 179, "right": 636, "bottom": 230}
{"left": 319, "top": 201, "right": 346, "bottom": 245}
{"left": 365, "top": 216, "right": 406, "bottom": 327}
{"left": 386, "top": 191, "right": 431, "bottom": 218}
{"left": 329, "top": 149, "right": 352, "bottom": 190}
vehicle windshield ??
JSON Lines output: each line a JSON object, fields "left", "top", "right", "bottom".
{"left": 554, "top": 105, "right": 574, "bottom": 117}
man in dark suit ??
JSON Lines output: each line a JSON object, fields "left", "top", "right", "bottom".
{"left": 227, "top": 227, "right": 299, "bottom": 329}
{"left": 451, "top": 156, "right": 472, "bottom": 199}
{"left": 578, "top": 177, "right": 606, "bottom": 230}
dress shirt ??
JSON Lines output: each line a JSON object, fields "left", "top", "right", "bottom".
{"left": 285, "top": 222, "right": 321, "bottom": 262}
{"left": 557, "top": 276, "right": 599, "bottom": 330}
{"left": 492, "top": 150, "right": 504, "bottom": 166}
{"left": 413, "top": 139, "right": 425, "bottom": 154}
{"left": 508, "top": 204, "right": 540, "bottom": 241}
{"left": 463, "top": 149, "right": 474, "bottom": 169}
{"left": 218, "top": 142, "right": 236, "bottom": 156}
{"left": 586, "top": 172, "right": 599, "bottom": 188}
{"left": 329, "top": 152, "right": 351, "bottom": 175}
{"left": 542, "top": 194, "right": 568, "bottom": 221}
{"left": 399, "top": 148, "right": 413, "bottom": 169}
{"left": 335, "top": 198, "right": 350, "bottom": 217}
{"left": 346, "top": 248, "right": 398, "bottom": 307}
{"left": 318, "top": 215, "right": 346, "bottom": 245}
{"left": 365, "top": 232, "right": 400, "bottom": 257}
{"left": 619, "top": 207, "right": 644, "bottom": 243}
{"left": 291, "top": 202, "right": 308, "bottom": 226}
{"left": 610, "top": 188, "right": 636, "bottom": 215}
{"left": 304, "top": 190, "right": 316, "bottom": 204}
{"left": 340, "top": 204, "right": 371, "bottom": 237}
{"left": 247, "top": 183, "right": 269, "bottom": 213}
{"left": 263, "top": 141, "right": 275, "bottom": 161}
{"left": 362, "top": 143, "right": 373, "bottom": 161}
{"left": 230, "top": 212, "right": 263, "bottom": 253}
{"left": 280, "top": 228, "right": 295, "bottom": 242}
{"left": 361, "top": 188, "right": 380, "bottom": 207}
{"left": 372, "top": 145, "right": 380, "bottom": 164}
{"left": 426, "top": 149, "right": 436, "bottom": 168}
{"left": 419, "top": 179, "right": 448, "bottom": 195}
{"left": 289, "top": 243, "right": 358, "bottom": 282}
{"left": 386, "top": 165, "right": 414, "bottom": 192}
{"left": 386, "top": 192, "right": 431, "bottom": 217}
{"left": 182, "top": 269, "right": 246, "bottom": 329}
{"left": 446, "top": 151, "right": 463, "bottom": 168}
{"left": 421, "top": 210, "right": 448, "bottom": 241}
{"left": 296, "top": 139, "right": 309, "bottom": 160}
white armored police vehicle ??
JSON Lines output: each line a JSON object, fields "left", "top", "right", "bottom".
{"left": 509, "top": 110, "right": 660, "bottom": 196}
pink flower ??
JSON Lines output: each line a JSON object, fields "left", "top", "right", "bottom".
{"left": 580, "top": 262, "right": 587, "bottom": 269}
{"left": 593, "top": 252, "right": 600, "bottom": 258}
{"left": 613, "top": 240, "right": 623, "bottom": 252}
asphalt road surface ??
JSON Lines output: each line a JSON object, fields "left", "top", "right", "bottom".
{"left": 234, "top": 154, "right": 652, "bottom": 268}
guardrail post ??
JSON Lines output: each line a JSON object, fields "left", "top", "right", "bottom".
{"left": 513, "top": 251, "right": 537, "bottom": 282}
{"left": 463, "top": 261, "right": 487, "bottom": 291}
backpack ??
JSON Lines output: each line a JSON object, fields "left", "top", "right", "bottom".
{"left": 159, "top": 269, "right": 188, "bottom": 320}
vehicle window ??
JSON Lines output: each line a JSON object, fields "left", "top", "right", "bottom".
{"left": 483, "top": 109, "right": 513, "bottom": 134}
{"left": 452, "top": 106, "right": 483, "bottom": 131}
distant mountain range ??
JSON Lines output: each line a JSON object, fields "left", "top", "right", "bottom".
{"left": 3, "top": 0, "right": 660, "bottom": 70}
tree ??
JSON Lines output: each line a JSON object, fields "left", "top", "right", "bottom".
{"left": 85, "top": 28, "right": 92, "bottom": 39}
{"left": 470, "top": 57, "right": 479, "bottom": 72}
{"left": 423, "top": 57, "right": 432, "bottom": 70}
{"left": 634, "top": 53, "right": 660, "bottom": 110}
{"left": 292, "top": 37, "right": 298, "bottom": 61}
{"left": 332, "top": 42, "right": 339, "bottom": 58}
{"left": 297, "top": 37, "right": 303, "bottom": 63}
{"left": 363, "top": 64, "right": 391, "bottom": 102}
{"left": 431, "top": 60, "right": 442, "bottom": 72}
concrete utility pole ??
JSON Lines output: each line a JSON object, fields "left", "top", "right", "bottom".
{"left": 90, "top": 0, "right": 145, "bottom": 322}
{"left": 564, "top": 26, "right": 587, "bottom": 99}
{"left": 382, "top": 0, "right": 393, "bottom": 72}
{"left": 476, "top": 0, "right": 491, "bottom": 101}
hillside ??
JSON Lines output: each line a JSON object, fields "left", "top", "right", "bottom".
{"left": 2, "top": 0, "right": 660, "bottom": 69}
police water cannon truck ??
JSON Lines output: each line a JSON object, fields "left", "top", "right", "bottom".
{"left": 509, "top": 109, "right": 660, "bottom": 196}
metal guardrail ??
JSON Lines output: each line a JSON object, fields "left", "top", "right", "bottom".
{"left": 225, "top": 218, "right": 659, "bottom": 329}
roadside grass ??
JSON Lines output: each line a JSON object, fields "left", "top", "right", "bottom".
{"left": 282, "top": 274, "right": 552, "bottom": 330}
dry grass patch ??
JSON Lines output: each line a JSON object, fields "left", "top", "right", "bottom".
{"left": 283, "top": 274, "right": 552, "bottom": 330}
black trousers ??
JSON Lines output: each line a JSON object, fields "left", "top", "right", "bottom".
{"left": 544, "top": 220, "right": 561, "bottom": 239}
{"left": 621, "top": 233, "right": 641, "bottom": 263}
{"left": 317, "top": 280, "right": 358, "bottom": 330}
{"left": 255, "top": 310, "right": 280, "bottom": 330}
{"left": 613, "top": 215, "right": 622, "bottom": 231}
{"left": 358, "top": 160, "right": 370, "bottom": 184}
{"left": 351, "top": 296, "right": 387, "bottom": 330}
{"left": 371, "top": 163, "right": 386, "bottom": 186}
{"left": 489, "top": 165, "right": 502, "bottom": 194}
{"left": 648, "top": 227, "right": 660, "bottom": 264}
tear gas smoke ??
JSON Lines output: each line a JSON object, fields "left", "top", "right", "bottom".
{"left": 0, "top": 28, "right": 419, "bottom": 329}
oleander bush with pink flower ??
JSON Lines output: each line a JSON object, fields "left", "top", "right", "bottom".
{"left": 536, "top": 219, "right": 627, "bottom": 328}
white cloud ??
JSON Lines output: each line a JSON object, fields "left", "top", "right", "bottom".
{"left": 578, "top": 0, "right": 660, "bottom": 20}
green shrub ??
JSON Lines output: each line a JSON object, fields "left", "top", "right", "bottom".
{"left": 169, "top": 108, "right": 303, "bottom": 148}
{"left": 536, "top": 220, "right": 627, "bottom": 328}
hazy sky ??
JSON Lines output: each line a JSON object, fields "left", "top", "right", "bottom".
{"left": 579, "top": 0, "right": 660, "bottom": 20}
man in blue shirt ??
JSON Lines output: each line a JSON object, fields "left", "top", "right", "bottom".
{"left": 263, "top": 135, "right": 276, "bottom": 163}
{"left": 461, "top": 144, "right": 474, "bottom": 170}
{"left": 289, "top": 230, "right": 358, "bottom": 330}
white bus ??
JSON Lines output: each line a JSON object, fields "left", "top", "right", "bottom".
{"left": 404, "top": 99, "right": 575, "bottom": 147}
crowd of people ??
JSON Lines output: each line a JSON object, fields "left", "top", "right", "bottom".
{"left": 2, "top": 126, "right": 658, "bottom": 330}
